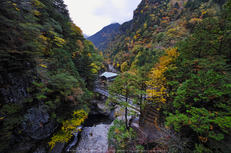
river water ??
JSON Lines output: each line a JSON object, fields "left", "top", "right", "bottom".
{"left": 64, "top": 107, "right": 115, "bottom": 153}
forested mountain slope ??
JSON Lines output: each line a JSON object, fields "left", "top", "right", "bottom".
{"left": 0, "top": 0, "right": 103, "bottom": 152}
{"left": 104, "top": 0, "right": 231, "bottom": 152}
{"left": 103, "top": 0, "right": 228, "bottom": 70}
{"left": 87, "top": 23, "right": 120, "bottom": 52}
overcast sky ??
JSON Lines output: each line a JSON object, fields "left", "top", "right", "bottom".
{"left": 64, "top": 0, "right": 142, "bottom": 36}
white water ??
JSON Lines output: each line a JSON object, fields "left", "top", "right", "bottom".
{"left": 65, "top": 126, "right": 82, "bottom": 152}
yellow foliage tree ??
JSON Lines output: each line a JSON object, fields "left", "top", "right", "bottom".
{"left": 121, "top": 61, "right": 130, "bottom": 72}
{"left": 90, "top": 63, "right": 98, "bottom": 74}
{"left": 48, "top": 110, "right": 88, "bottom": 149}
{"left": 146, "top": 47, "right": 178, "bottom": 104}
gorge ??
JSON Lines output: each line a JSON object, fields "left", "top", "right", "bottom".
{"left": 1, "top": 0, "right": 231, "bottom": 152}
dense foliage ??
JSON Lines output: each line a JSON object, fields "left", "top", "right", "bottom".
{"left": 108, "top": 119, "right": 138, "bottom": 151}
{"left": 1, "top": 0, "right": 231, "bottom": 152}
{"left": 106, "top": 0, "right": 231, "bottom": 152}
{"left": 0, "top": 0, "right": 103, "bottom": 151}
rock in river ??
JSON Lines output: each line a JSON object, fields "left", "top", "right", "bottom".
{"left": 75, "top": 123, "right": 112, "bottom": 152}
{"left": 89, "top": 100, "right": 111, "bottom": 116}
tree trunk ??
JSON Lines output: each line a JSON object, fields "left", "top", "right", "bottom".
{"left": 125, "top": 106, "right": 128, "bottom": 129}
{"left": 125, "top": 88, "right": 128, "bottom": 130}
{"left": 139, "top": 92, "right": 143, "bottom": 126}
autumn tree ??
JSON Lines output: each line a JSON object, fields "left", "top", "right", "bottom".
{"left": 49, "top": 110, "right": 88, "bottom": 149}
{"left": 165, "top": 7, "right": 231, "bottom": 151}
{"left": 146, "top": 47, "right": 178, "bottom": 106}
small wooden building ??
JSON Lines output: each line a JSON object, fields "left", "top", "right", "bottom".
{"left": 100, "top": 72, "right": 118, "bottom": 82}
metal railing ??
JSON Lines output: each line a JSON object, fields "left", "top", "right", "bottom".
{"left": 95, "top": 88, "right": 141, "bottom": 114}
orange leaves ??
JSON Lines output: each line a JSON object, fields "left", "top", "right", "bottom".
{"left": 208, "top": 95, "right": 217, "bottom": 100}
{"left": 199, "top": 136, "right": 208, "bottom": 143}
{"left": 210, "top": 125, "right": 213, "bottom": 130}
{"left": 65, "top": 87, "right": 83, "bottom": 106}
{"left": 124, "top": 37, "right": 130, "bottom": 41}
{"left": 166, "top": 47, "right": 178, "bottom": 57}
{"left": 76, "top": 40, "right": 84, "bottom": 50}
{"left": 202, "top": 11, "right": 207, "bottom": 15}
{"left": 189, "top": 18, "right": 202, "bottom": 25}
{"left": 115, "top": 128, "right": 121, "bottom": 134}
{"left": 71, "top": 51, "right": 81, "bottom": 58}
{"left": 147, "top": 43, "right": 152, "bottom": 48}
{"left": 70, "top": 23, "right": 83, "bottom": 36}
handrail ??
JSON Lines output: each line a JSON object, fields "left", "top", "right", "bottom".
{"left": 130, "top": 122, "right": 149, "bottom": 143}
{"left": 141, "top": 104, "right": 151, "bottom": 126}
{"left": 95, "top": 88, "right": 141, "bottom": 113}
{"left": 130, "top": 122, "right": 148, "bottom": 137}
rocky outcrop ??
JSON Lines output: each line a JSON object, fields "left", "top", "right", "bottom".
{"left": 114, "top": 105, "right": 133, "bottom": 126}
{"left": 0, "top": 64, "right": 34, "bottom": 105}
{"left": 89, "top": 100, "right": 111, "bottom": 116}
{"left": 5, "top": 106, "right": 58, "bottom": 153}
{"left": 108, "top": 64, "right": 118, "bottom": 73}
{"left": 0, "top": 70, "right": 59, "bottom": 153}
{"left": 21, "top": 107, "right": 57, "bottom": 140}
{"left": 48, "top": 142, "right": 65, "bottom": 153}
{"left": 76, "top": 124, "right": 112, "bottom": 152}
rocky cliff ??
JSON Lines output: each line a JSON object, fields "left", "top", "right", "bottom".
{"left": 0, "top": 68, "right": 59, "bottom": 152}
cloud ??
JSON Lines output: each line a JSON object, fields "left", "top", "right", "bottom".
{"left": 64, "top": 0, "right": 141, "bottom": 36}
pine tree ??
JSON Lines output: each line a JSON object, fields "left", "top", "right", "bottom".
{"left": 107, "top": 72, "right": 140, "bottom": 129}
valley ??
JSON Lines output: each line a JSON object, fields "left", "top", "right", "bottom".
{"left": 0, "top": 0, "right": 231, "bottom": 152}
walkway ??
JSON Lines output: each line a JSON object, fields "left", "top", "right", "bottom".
{"left": 130, "top": 117, "right": 159, "bottom": 145}
{"left": 94, "top": 88, "right": 140, "bottom": 115}
{"left": 95, "top": 88, "right": 160, "bottom": 145}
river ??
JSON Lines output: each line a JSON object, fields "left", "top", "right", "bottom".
{"left": 64, "top": 100, "right": 115, "bottom": 153}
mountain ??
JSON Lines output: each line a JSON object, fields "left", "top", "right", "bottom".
{"left": 103, "top": 0, "right": 227, "bottom": 69}
{"left": 103, "top": 0, "right": 231, "bottom": 152}
{"left": 83, "top": 33, "right": 89, "bottom": 38}
{"left": 87, "top": 23, "right": 120, "bottom": 51}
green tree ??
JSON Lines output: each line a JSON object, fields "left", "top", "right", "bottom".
{"left": 136, "top": 65, "right": 150, "bottom": 126}
{"left": 108, "top": 119, "right": 137, "bottom": 151}
{"left": 107, "top": 72, "right": 140, "bottom": 129}
{"left": 166, "top": 70, "right": 231, "bottom": 152}
{"left": 165, "top": 8, "right": 231, "bottom": 151}
{"left": 0, "top": 0, "right": 101, "bottom": 151}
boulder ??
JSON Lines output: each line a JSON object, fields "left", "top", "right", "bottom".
{"left": 89, "top": 100, "right": 110, "bottom": 116}
{"left": 114, "top": 105, "right": 132, "bottom": 126}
